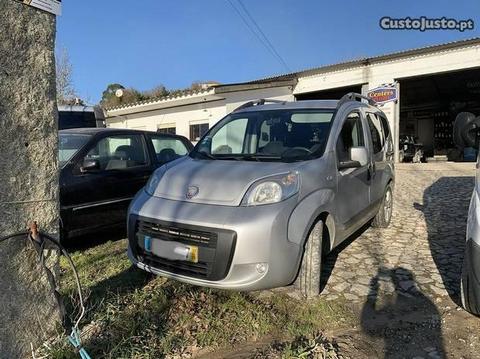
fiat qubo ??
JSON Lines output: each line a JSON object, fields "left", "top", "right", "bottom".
{"left": 128, "top": 93, "right": 395, "bottom": 297}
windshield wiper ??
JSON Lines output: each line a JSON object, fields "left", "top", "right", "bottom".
{"left": 194, "top": 151, "right": 216, "bottom": 160}
{"left": 242, "top": 154, "right": 281, "bottom": 161}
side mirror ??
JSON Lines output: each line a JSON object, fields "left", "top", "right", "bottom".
{"left": 338, "top": 160, "right": 361, "bottom": 170}
{"left": 454, "top": 112, "right": 480, "bottom": 149}
{"left": 80, "top": 158, "right": 100, "bottom": 173}
{"left": 350, "top": 146, "right": 368, "bottom": 166}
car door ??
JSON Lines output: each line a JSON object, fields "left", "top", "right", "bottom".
{"left": 365, "top": 112, "right": 389, "bottom": 207}
{"left": 335, "top": 111, "right": 371, "bottom": 235}
{"left": 63, "top": 132, "right": 153, "bottom": 235}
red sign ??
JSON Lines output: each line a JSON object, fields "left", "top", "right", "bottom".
{"left": 367, "top": 86, "right": 398, "bottom": 105}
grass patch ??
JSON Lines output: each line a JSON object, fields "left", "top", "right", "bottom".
{"left": 44, "top": 239, "right": 354, "bottom": 358}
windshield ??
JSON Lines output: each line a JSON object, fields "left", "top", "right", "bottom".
{"left": 59, "top": 133, "right": 91, "bottom": 166}
{"left": 190, "top": 109, "right": 335, "bottom": 162}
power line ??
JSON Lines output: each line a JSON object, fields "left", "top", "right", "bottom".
{"left": 225, "top": 0, "right": 290, "bottom": 72}
{"left": 235, "top": 0, "right": 291, "bottom": 72}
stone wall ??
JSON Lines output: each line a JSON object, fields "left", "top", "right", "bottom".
{"left": 0, "top": 1, "right": 61, "bottom": 357}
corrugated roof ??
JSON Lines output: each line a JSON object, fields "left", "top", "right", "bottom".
{"left": 237, "top": 37, "right": 480, "bottom": 85}
{"left": 105, "top": 87, "right": 215, "bottom": 111}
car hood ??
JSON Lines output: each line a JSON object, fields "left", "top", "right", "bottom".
{"left": 151, "top": 156, "right": 296, "bottom": 206}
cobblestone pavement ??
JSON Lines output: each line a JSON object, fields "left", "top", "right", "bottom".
{"left": 320, "top": 162, "right": 476, "bottom": 304}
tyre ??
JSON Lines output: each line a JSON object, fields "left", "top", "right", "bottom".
{"left": 460, "top": 257, "right": 480, "bottom": 316}
{"left": 294, "top": 220, "right": 323, "bottom": 298}
{"left": 372, "top": 184, "right": 393, "bottom": 228}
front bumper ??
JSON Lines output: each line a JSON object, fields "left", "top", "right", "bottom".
{"left": 127, "top": 190, "right": 302, "bottom": 291}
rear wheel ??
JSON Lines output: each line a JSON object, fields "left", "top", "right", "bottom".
{"left": 294, "top": 220, "right": 323, "bottom": 298}
{"left": 372, "top": 184, "right": 393, "bottom": 228}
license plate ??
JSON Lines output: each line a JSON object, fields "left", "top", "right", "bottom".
{"left": 144, "top": 236, "right": 198, "bottom": 263}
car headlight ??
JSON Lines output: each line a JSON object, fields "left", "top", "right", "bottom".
{"left": 242, "top": 172, "right": 300, "bottom": 206}
{"left": 144, "top": 168, "right": 164, "bottom": 196}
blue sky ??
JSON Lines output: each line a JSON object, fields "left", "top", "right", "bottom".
{"left": 57, "top": 0, "right": 480, "bottom": 104}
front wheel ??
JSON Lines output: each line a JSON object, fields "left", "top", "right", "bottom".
{"left": 460, "top": 251, "right": 480, "bottom": 316}
{"left": 372, "top": 184, "right": 393, "bottom": 228}
{"left": 294, "top": 220, "right": 323, "bottom": 298}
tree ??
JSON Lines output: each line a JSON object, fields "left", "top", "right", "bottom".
{"left": 100, "top": 83, "right": 147, "bottom": 108}
{"left": 143, "top": 85, "right": 169, "bottom": 99}
{"left": 56, "top": 47, "right": 77, "bottom": 105}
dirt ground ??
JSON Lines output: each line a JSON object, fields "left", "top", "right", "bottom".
{"left": 209, "top": 163, "right": 480, "bottom": 359}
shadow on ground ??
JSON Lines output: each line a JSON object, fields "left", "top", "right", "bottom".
{"left": 320, "top": 222, "right": 372, "bottom": 292}
{"left": 66, "top": 225, "right": 126, "bottom": 252}
{"left": 415, "top": 176, "right": 474, "bottom": 304}
{"left": 358, "top": 267, "right": 445, "bottom": 359}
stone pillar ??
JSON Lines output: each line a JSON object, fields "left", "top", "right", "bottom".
{"left": 0, "top": 1, "right": 61, "bottom": 357}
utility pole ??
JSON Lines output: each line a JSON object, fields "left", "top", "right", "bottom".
{"left": 0, "top": 1, "right": 61, "bottom": 357}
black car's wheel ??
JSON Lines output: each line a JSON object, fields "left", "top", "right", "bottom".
{"left": 372, "top": 184, "right": 393, "bottom": 228}
{"left": 294, "top": 220, "right": 323, "bottom": 298}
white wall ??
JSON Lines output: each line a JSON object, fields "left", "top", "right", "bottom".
{"left": 107, "top": 101, "right": 227, "bottom": 139}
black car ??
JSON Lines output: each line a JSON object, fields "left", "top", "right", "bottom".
{"left": 59, "top": 128, "right": 193, "bottom": 241}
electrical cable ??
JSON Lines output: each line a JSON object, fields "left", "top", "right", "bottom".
{"left": 225, "top": 0, "right": 290, "bottom": 72}
{"left": 0, "top": 229, "right": 90, "bottom": 358}
{"left": 235, "top": 0, "right": 291, "bottom": 72}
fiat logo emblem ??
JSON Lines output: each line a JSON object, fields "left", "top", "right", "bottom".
{"left": 186, "top": 185, "right": 199, "bottom": 199}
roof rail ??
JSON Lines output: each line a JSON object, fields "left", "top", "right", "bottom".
{"left": 337, "top": 92, "right": 376, "bottom": 107}
{"left": 233, "top": 99, "right": 286, "bottom": 112}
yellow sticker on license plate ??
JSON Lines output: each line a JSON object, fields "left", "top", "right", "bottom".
{"left": 187, "top": 245, "right": 199, "bottom": 263}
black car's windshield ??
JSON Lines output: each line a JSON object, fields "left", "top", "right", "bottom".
{"left": 190, "top": 109, "right": 335, "bottom": 162}
{"left": 59, "top": 133, "right": 91, "bottom": 166}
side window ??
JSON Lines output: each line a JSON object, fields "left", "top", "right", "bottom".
{"left": 211, "top": 118, "right": 248, "bottom": 154}
{"left": 379, "top": 115, "right": 390, "bottom": 140}
{"left": 150, "top": 135, "right": 188, "bottom": 163}
{"left": 366, "top": 113, "right": 384, "bottom": 154}
{"left": 84, "top": 134, "right": 147, "bottom": 171}
{"left": 336, "top": 112, "right": 365, "bottom": 163}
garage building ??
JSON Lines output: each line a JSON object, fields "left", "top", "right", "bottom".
{"left": 105, "top": 37, "right": 480, "bottom": 162}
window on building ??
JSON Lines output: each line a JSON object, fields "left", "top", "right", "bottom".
{"left": 336, "top": 112, "right": 365, "bottom": 163}
{"left": 366, "top": 113, "right": 384, "bottom": 154}
{"left": 157, "top": 126, "right": 176, "bottom": 135}
{"left": 190, "top": 123, "right": 209, "bottom": 142}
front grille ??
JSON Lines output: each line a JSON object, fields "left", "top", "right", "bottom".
{"left": 142, "top": 253, "right": 210, "bottom": 278}
{"left": 138, "top": 220, "right": 217, "bottom": 247}
{"left": 132, "top": 218, "right": 236, "bottom": 281}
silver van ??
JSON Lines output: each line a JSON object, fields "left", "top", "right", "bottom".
{"left": 127, "top": 93, "right": 395, "bottom": 297}
{"left": 453, "top": 112, "right": 480, "bottom": 316}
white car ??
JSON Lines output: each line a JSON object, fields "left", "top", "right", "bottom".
{"left": 454, "top": 112, "right": 480, "bottom": 316}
